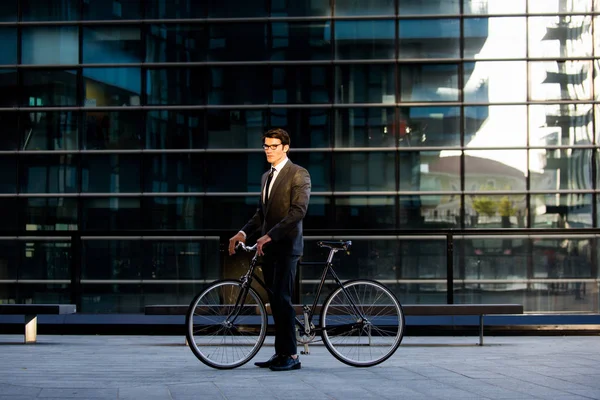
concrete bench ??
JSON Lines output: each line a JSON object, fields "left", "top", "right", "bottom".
{"left": 0, "top": 304, "right": 77, "bottom": 343}
{"left": 146, "top": 303, "right": 524, "bottom": 346}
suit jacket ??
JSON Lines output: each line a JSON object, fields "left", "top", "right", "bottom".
{"left": 242, "top": 160, "right": 311, "bottom": 256}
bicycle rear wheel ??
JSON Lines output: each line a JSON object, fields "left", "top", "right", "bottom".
{"left": 320, "top": 279, "right": 404, "bottom": 367}
{"left": 185, "top": 279, "right": 267, "bottom": 369}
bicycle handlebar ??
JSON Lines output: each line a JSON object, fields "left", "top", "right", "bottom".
{"left": 236, "top": 242, "right": 258, "bottom": 252}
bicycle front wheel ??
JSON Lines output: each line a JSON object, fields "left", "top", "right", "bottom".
{"left": 185, "top": 279, "right": 267, "bottom": 369}
{"left": 321, "top": 279, "right": 404, "bottom": 367}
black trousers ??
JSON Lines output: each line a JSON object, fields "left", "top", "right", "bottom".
{"left": 262, "top": 252, "right": 299, "bottom": 356}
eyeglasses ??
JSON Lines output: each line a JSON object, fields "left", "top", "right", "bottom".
{"left": 262, "top": 143, "right": 283, "bottom": 151}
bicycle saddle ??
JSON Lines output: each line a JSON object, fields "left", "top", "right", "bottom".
{"left": 317, "top": 240, "right": 352, "bottom": 250}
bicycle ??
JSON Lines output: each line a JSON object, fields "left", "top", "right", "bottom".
{"left": 185, "top": 240, "right": 405, "bottom": 369}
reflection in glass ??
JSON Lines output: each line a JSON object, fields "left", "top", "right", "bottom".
{"left": 400, "top": 106, "right": 461, "bottom": 147}
{"left": 21, "top": 70, "right": 77, "bottom": 107}
{"left": 465, "top": 106, "right": 527, "bottom": 148}
{"left": 529, "top": 104, "right": 593, "bottom": 147}
{"left": 23, "top": 198, "right": 78, "bottom": 230}
{"left": 83, "top": 0, "right": 142, "bottom": 19}
{"left": 0, "top": 240, "right": 17, "bottom": 280}
{"left": 83, "top": 26, "right": 142, "bottom": 64}
{"left": 532, "top": 194, "right": 592, "bottom": 228}
{"left": 399, "top": 151, "right": 460, "bottom": 192}
{"left": 81, "top": 284, "right": 143, "bottom": 313}
{"left": 146, "top": 110, "right": 203, "bottom": 149}
{"left": 399, "top": 19, "right": 459, "bottom": 59}
{"left": 81, "top": 154, "right": 141, "bottom": 193}
{"left": 271, "top": 21, "right": 331, "bottom": 61}
{"left": 20, "top": 155, "right": 78, "bottom": 194}
{"left": 0, "top": 112, "right": 18, "bottom": 150}
{"left": 21, "top": 111, "right": 78, "bottom": 150}
{"left": 272, "top": 66, "right": 330, "bottom": 104}
{"left": 336, "top": 20, "right": 395, "bottom": 60}
{"left": 144, "top": 240, "right": 220, "bottom": 280}
{"left": 464, "top": 61, "right": 526, "bottom": 103}
{"left": 335, "top": 0, "right": 394, "bottom": 15}
{"left": 209, "top": 66, "right": 267, "bottom": 105}
{"left": 82, "top": 240, "right": 141, "bottom": 280}
{"left": 84, "top": 111, "right": 142, "bottom": 150}
{"left": 399, "top": 0, "right": 459, "bottom": 14}
{"left": 335, "top": 108, "right": 395, "bottom": 147}
{"left": 147, "top": 67, "right": 206, "bottom": 105}
{"left": 82, "top": 197, "right": 141, "bottom": 231}
{"left": 530, "top": 148, "right": 593, "bottom": 191}
{"left": 337, "top": 64, "right": 395, "bottom": 103}
{"left": 271, "top": 0, "right": 330, "bottom": 16}
{"left": 0, "top": 28, "right": 17, "bottom": 65}
{"left": 147, "top": 24, "right": 207, "bottom": 63}
{"left": 147, "top": 0, "right": 205, "bottom": 18}
{"left": 465, "top": 18, "right": 526, "bottom": 59}
{"left": 466, "top": 194, "right": 526, "bottom": 228}
{"left": 0, "top": 156, "right": 16, "bottom": 193}
{"left": 145, "top": 154, "right": 203, "bottom": 193}
{"left": 334, "top": 152, "right": 395, "bottom": 191}
{"left": 531, "top": 61, "right": 593, "bottom": 101}
{"left": 465, "top": 0, "right": 526, "bottom": 14}
{"left": 204, "top": 153, "right": 269, "bottom": 192}
{"left": 207, "top": 109, "right": 265, "bottom": 149}
{"left": 400, "top": 64, "right": 458, "bottom": 102}
{"left": 335, "top": 196, "right": 396, "bottom": 229}
{"left": 529, "top": 0, "right": 592, "bottom": 13}
{"left": 22, "top": 0, "right": 79, "bottom": 21}
{"left": 270, "top": 108, "right": 330, "bottom": 148}
{"left": 290, "top": 152, "right": 331, "bottom": 192}
{"left": 22, "top": 26, "right": 78, "bottom": 65}
{"left": 464, "top": 151, "right": 527, "bottom": 191}
{"left": 146, "top": 197, "right": 203, "bottom": 230}
{"left": 208, "top": 23, "right": 267, "bottom": 61}
{"left": 207, "top": 0, "right": 267, "bottom": 17}
{"left": 202, "top": 196, "right": 261, "bottom": 231}
{"left": 528, "top": 16, "right": 592, "bottom": 59}
{"left": 83, "top": 68, "right": 141, "bottom": 107}
{"left": 20, "top": 241, "right": 71, "bottom": 280}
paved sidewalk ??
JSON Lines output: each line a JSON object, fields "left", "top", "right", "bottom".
{"left": 0, "top": 335, "right": 599, "bottom": 399}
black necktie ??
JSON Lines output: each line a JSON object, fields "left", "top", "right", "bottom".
{"left": 264, "top": 167, "right": 275, "bottom": 204}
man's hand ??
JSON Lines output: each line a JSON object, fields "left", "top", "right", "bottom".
{"left": 256, "top": 234, "right": 272, "bottom": 256}
{"left": 228, "top": 232, "right": 246, "bottom": 255}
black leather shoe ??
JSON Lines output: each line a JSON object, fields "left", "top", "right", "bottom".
{"left": 254, "top": 354, "right": 281, "bottom": 368}
{"left": 269, "top": 356, "right": 301, "bottom": 371}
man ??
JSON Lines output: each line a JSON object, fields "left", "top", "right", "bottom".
{"left": 228, "top": 128, "right": 311, "bottom": 371}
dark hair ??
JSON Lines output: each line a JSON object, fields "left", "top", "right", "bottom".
{"left": 263, "top": 128, "right": 290, "bottom": 150}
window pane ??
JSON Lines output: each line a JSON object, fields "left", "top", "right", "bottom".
{"left": 143, "top": 240, "right": 220, "bottom": 280}
{"left": 0, "top": 1, "right": 17, "bottom": 21}
{"left": 81, "top": 154, "right": 141, "bottom": 193}
{"left": 529, "top": 104, "right": 593, "bottom": 147}
{"left": 335, "top": 107, "right": 395, "bottom": 147}
{"left": 270, "top": 108, "right": 331, "bottom": 148}
{"left": 83, "top": 26, "right": 142, "bottom": 64}
{"left": 271, "top": 21, "right": 331, "bottom": 61}
{"left": 82, "top": 197, "right": 142, "bottom": 231}
{"left": 145, "top": 197, "right": 203, "bottom": 230}
{"left": 335, "top": 0, "right": 395, "bottom": 16}
{"left": 146, "top": 110, "right": 204, "bottom": 150}
{"left": 334, "top": 152, "right": 396, "bottom": 191}
{"left": 464, "top": 61, "right": 526, "bottom": 103}
{"left": 207, "top": 109, "right": 265, "bottom": 149}
{"left": 0, "top": 240, "right": 17, "bottom": 280}
{"left": 0, "top": 155, "right": 16, "bottom": 193}
{"left": 20, "top": 241, "right": 71, "bottom": 280}
{"left": 202, "top": 196, "right": 258, "bottom": 231}
{"left": 399, "top": 151, "right": 460, "bottom": 192}
{"left": 401, "top": 64, "right": 459, "bottom": 102}
{"left": 82, "top": 240, "right": 141, "bottom": 280}
{"left": 208, "top": 23, "right": 267, "bottom": 61}
{"left": 401, "top": 106, "right": 461, "bottom": 147}
{"left": 271, "top": 0, "right": 330, "bottom": 16}
{"left": 21, "top": 111, "right": 78, "bottom": 151}
{"left": 466, "top": 18, "right": 526, "bottom": 59}
{"left": 0, "top": 198, "right": 17, "bottom": 231}
{"left": 23, "top": 198, "right": 78, "bottom": 230}
{"left": 337, "top": 64, "right": 395, "bottom": 103}
{"left": 146, "top": 24, "right": 207, "bottom": 63}
{"left": 530, "top": 61, "right": 593, "bottom": 101}
{"left": 82, "top": 0, "right": 142, "bottom": 20}
{"left": 272, "top": 65, "right": 330, "bottom": 104}
{"left": 335, "top": 196, "right": 396, "bottom": 229}
{"left": 209, "top": 66, "right": 267, "bottom": 105}
{"left": 529, "top": 0, "right": 592, "bottom": 13}
{"left": 81, "top": 283, "right": 143, "bottom": 313}
{"left": 0, "top": 112, "right": 19, "bottom": 150}
{"left": 0, "top": 69, "right": 17, "bottom": 107}
{"left": 336, "top": 20, "right": 395, "bottom": 60}
{"left": 204, "top": 153, "right": 264, "bottom": 192}
{"left": 532, "top": 194, "right": 592, "bottom": 228}
{"left": 291, "top": 152, "right": 331, "bottom": 192}
{"left": 207, "top": 0, "right": 267, "bottom": 17}
{"left": 464, "top": 151, "right": 527, "bottom": 191}
{"left": 83, "top": 111, "right": 142, "bottom": 150}
{"left": 528, "top": 16, "right": 593, "bottom": 59}
{"left": 0, "top": 28, "right": 17, "bottom": 64}
{"left": 22, "top": 26, "right": 78, "bottom": 65}
{"left": 399, "top": 0, "right": 459, "bottom": 14}
{"left": 465, "top": 106, "right": 527, "bottom": 148}
{"left": 465, "top": 0, "right": 526, "bottom": 14}
{"left": 83, "top": 68, "right": 141, "bottom": 107}
{"left": 530, "top": 148, "right": 593, "bottom": 191}
{"left": 20, "top": 155, "right": 78, "bottom": 193}
{"left": 400, "top": 194, "right": 461, "bottom": 229}
{"left": 22, "top": 0, "right": 79, "bottom": 21}
{"left": 147, "top": 67, "right": 206, "bottom": 105}
{"left": 144, "top": 154, "right": 204, "bottom": 193}
{"left": 22, "top": 69, "right": 77, "bottom": 107}
{"left": 399, "top": 19, "right": 459, "bottom": 59}
{"left": 146, "top": 0, "right": 206, "bottom": 18}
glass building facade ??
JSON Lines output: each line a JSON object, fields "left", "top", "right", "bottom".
{"left": 0, "top": 0, "right": 599, "bottom": 315}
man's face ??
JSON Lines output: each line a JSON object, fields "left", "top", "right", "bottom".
{"left": 264, "top": 137, "right": 289, "bottom": 166}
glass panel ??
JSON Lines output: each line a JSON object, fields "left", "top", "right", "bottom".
{"left": 21, "top": 111, "right": 79, "bottom": 151}
{"left": 465, "top": 0, "right": 526, "bottom": 14}
{"left": 0, "top": 156, "right": 16, "bottom": 193}
{"left": 596, "top": 104, "right": 600, "bottom": 143}
{"left": 532, "top": 194, "right": 592, "bottom": 228}
{"left": 207, "top": 109, "right": 265, "bottom": 149}
{"left": 22, "top": 0, "right": 79, "bottom": 21}
{"left": 21, "top": 69, "right": 77, "bottom": 107}
{"left": 271, "top": 21, "right": 331, "bottom": 61}
{"left": 81, "top": 197, "right": 142, "bottom": 231}
{"left": 290, "top": 152, "right": 331, "bottom": 192}
{"left": 466, "top": 194, "right": 527, "bottom": 228}
{"left": 529, "top": 0, "right": 592, "bottom": 13}
{"left": 17, "top": 283, "right": 70, "bottom": 304}
{"left": 204, "top": 153, "right": 269, "bottom": 192}
{"left": 207, "top": 0, "right": 267, "bottom": 17}
{"left": 465, "top": 106, "right": 527, "bottom": 148}
{"left": 465, "top": 18, "right": 525, "bottom": 59}
{"left": 146, "top": 24, "right": 207, "bottom": 63}
{"left": 145, "top": 197, "right": 203, "bottom": 230}
{"left": 81, "top": 284, "right": 143, "bottom": 313}
{"left": 82, "top": 240, "right": 141, "bottom": 279}
{"left": 399, "top": 151, "right": 460, "bottom": 192}
{"left": 82, "top": 0, "right": 142, "bottom": 19}
{"left": 400, "top": 64, "right": 459, "bottom": 102}
{"left": 208, "top": 23, "right": 267, "bottom": 61}
{"left": 0, "top": 240, "right": 18, "bottom": 280}
{"left": 209, "top": 66, "right": 267, "bottom": 105}
{"left": 400, "top": 106, "right": 461, "bottom": 147}
{"left": 143, "top": 240, "right": 220, "bottom": 280}
{"left": 146, "top": 0, "right": 206, "bottom": 18}
{"left": 83, "top": 68, "right": 141, "bottom": 107}
{"left": 399, "top": 0, "right": 459, "bottom": 14}
{"left": 22, "top": 26, "right": 78, "bottom": 65}
{"left": 0, "top": 1, "right": 17, "bottom": 21}
{"left": 0, "top": 28, "right": 17, "bottom": 65}
{"left": 404, "top": 194, "right": 461, "bottom": 228}
{"left": 464, "top": 61, "right": 526, "bottom": 103}
{"left": 305, "top": 195, "right": 331, "bottom": 229}
{"left": 334, "top": 152, "right": 396, "bottom": 191}
{"left": 0, "top": 69, "right": 17, "bottom": 107}
{"left": 399, "top": 19, "right": 460, "bottom": 59}
{"left": 0, "top": 198, "right": 18, "bottom": 231}
{"left": 529, "top": 104, "right": 593, "bottom": 147}
{"left": 81, "top": 154, "right": 141, "bottom": 193}
{"left": 146, "top": 110, "right": 204, "bottom": 150}
{"left": 335, "top": 0, "right": 395, "bottom": 15}
{"left": 596, "top": 15, "right": 600, "bottom": 56}
{"left": 272, "top": 65, "right": 330, "bottom": 104}
{"left": 144, "top": 154, "right": 204, "bottom": 193}
{"left": 336, "top": 20, "right": 395, "bottom": 60}
{"left": 147, "top": 67, "right": 206, "bottom": 105}
{"left": 20, "top": 155, "right": 78, "bottom": 194}
{"left": 83, "top": 26, "right": 142, "bottom": 64}
{"left": 271, "top": 0, "right": 331, "bottom": 16}
{"left": 23, "top": 198, "right": 78, "bottom": 230}
{"left": 202, "top": 196, "right": 260, "bottom": 231}
{"left": 83, "top": 111, "right": 142, "bottom": 150}
{"left": 528, "top": 16, "right": 593, "bottom": 59}
{"left": 530, "top": 148, "right": 593, "bottom": 191}
{"left": 337, "top": 64, "right": 395, "bottom": 103}
{"left": 335, "top": 107, "right": 396, "bottom": 147}
{"left": 335, "top": 196, "right": 396, "bottom": 229}
{"left": 270, "top": 108, "right": 331, "bottom": 148}
{"left": 530, "top": 61, "right": 593, "bottom": 101}
{"left": 0, "top": 112, "right": 19, "bottom": 150}
{"left": 20, "top": 241, "right": 71, "bottom": 280}
{"left": 464, "top": 150, "right": 527, "bottom": 191}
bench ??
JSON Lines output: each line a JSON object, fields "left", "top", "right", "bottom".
{"left": 145, "top": 303, "right": 524, "bottom": 346}
{"left": 0, "top": 304, "right": 77, "bottom": 343}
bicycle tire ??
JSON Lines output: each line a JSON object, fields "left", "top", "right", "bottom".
{"left": 320, "top": 279, "right": 404, "bottom": 367}
{"left": 185, "top": 279, "right": 268, "bottom": 369}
